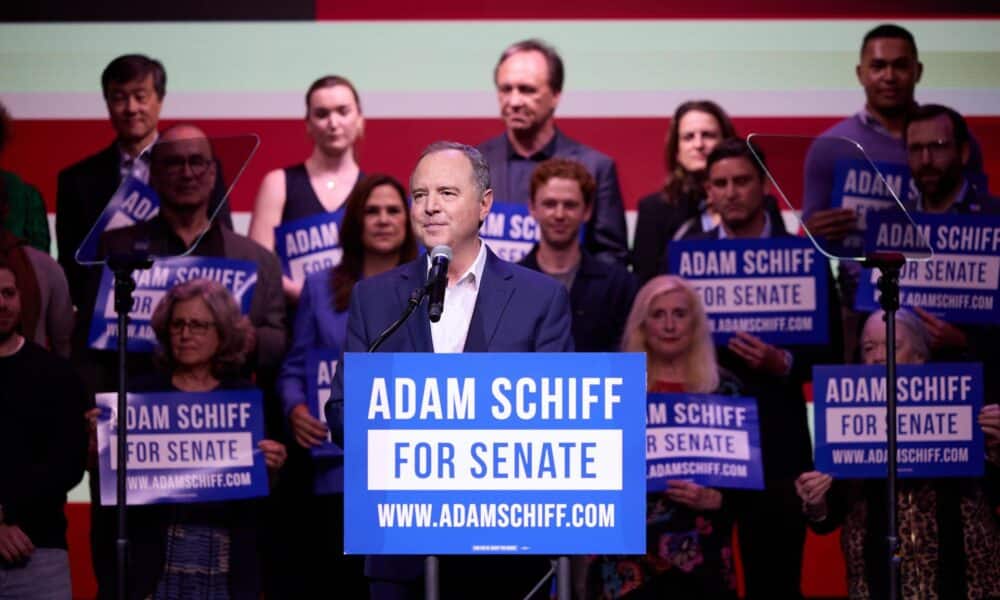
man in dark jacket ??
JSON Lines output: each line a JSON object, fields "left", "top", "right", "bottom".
{"left": 519, "top": 158, "right": 636, "bottom": 351}
{"left": 685, "top": 139, "right": 843, "bottom": 600}
{"left": 479, "top": 39, "right": 628, "bottom": 265}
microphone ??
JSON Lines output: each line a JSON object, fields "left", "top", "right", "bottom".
{"left": 426, "top": 245, "right": 452, "bottom": 323}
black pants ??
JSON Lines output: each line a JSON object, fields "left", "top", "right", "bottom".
{"left": 263, "top": 447, "right": 368, "bottom": 599}
{"left": 735, "top": 480, "right": 807, "bottom": 600}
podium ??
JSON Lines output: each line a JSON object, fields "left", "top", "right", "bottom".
{"left": 338, "top": 352, "right": 646, "bottom": 598}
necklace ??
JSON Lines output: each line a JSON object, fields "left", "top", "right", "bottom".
{"left": 325, "top": 179, "right": 336, "bottom": 190}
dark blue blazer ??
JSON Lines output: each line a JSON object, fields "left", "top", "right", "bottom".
{"left": 519, "top": 246, "right": 637, "bottom": 352}
{"left": 325, "top": 245, "right": 573, "bottom": 583}
{"left": 478, "top": 130, "right": 629, "bottom": 266}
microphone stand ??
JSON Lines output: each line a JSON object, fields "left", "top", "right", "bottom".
{"left": 368, "top": 286, "right": 429, "bottom": 353}
{"left": 365, "top": 284, "right": 444, "bottom": 598}
{"left": 861, "top": 251, "right": 905, "bottom": 600}
{"left": 107, "top": 251, "right": 153, "bottom": 600}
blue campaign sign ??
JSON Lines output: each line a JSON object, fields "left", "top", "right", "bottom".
{"left": 828, "top": 158, "right": 916, "bottom": 254}
{"left": 344, "top": 352, "right": 646, "bottom": 555}
{"left": 856, "top": 213, "right": 1000, "bottom": 324}
{"left": 306, "top": 348, "right": 343, "bottom": 459}
{"left": 645, "top": 393, "right": 763, "bottom": 491}
{"left": 274, "top": 209, "right": 345, "bottom": 283}
{"left": 667, "top": 237, "right": 829, "bottom": 345}
{"left": 95, "top": 389, "right": 269, "bottom": 505}
{"left": 480, "top": 202, "right": 542, "bottom": 263}
{"left": 77, "top": 176, "right": 160, "bottom": 261}
{"left": 88, "top": 256, "right": 257, "bottom": 352}
{"left": 813, "top": 363, "right": 985, "bottom": 479}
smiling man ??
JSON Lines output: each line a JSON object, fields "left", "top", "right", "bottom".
{"left": 519, "top": 158, "right": 636, "bottom": 352}
{"left": 56, "top": 54, "right": 165, "bottom": 307}
{"left": 802, "top": 24, "right": 988, "bottom": 243}
{"left": 56, "top": 55, "right": 232, "bottom": 311}
{"left": 478, "top": 39, "right": 628, "bottom": 266}
{"left": 327, "top": 141, "right": 573, "bottom": 600}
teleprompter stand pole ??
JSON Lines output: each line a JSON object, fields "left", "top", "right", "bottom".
{"left": 108, "top": 252, "right": 153, "bottom": 600}
{"left": 862, "top": 251, "right": 906, "bottom": 600}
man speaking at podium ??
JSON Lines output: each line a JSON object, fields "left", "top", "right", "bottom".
{"left": 327, "top": 141, "right": 573, "bottom": 599}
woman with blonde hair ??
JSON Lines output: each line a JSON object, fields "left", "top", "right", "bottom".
{"left": 622, "top": 274, "right": 722, "bottom": 394}
{"left": 585, "top": 274, "right": 740, "bottom": 599}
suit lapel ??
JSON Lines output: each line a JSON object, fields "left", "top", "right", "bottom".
{"left": 92, "top": 144, "right": 124, "bottom": 221}
{"left": 488, "top": 138, "right": 511, "bottom": 203}
{"left": 397, "top": 257, "right": 433, "bottom": 351}
{"left": 464, "top": 249, "right": 514, "bottom": 352}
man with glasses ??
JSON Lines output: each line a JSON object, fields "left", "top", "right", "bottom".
{"left": 81, "top": 124, "right": 286, "bottom": 598}
{"left": 904, "top": 104, "right": 998, "bottom": 215}
{"left": 96, "top": 123, "right": 286, "bottom": 378}
{"left": 802, "top": 24, "right": 988, "bottom": 239}
{"left": 57, "top": 55, "right": 233, "bottom": 311}
{"left": 799, "top": 24, "right": 989, "bottom": 363}
{"left": 902, "top": 104, "right": 1000, "bottom": 407}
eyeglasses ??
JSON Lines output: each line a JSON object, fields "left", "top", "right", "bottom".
{"left": 907, "top": 139, "right": 953, "bottom": 159}
{"left": 155, "top": 154, "right": 213, "bottom": 177}
{"left": 168, "top": 318, "right": 216, "bottom": 336}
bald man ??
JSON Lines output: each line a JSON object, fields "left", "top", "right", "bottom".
{"left": 78, "top": 124, "right": 287, "bottom": 598}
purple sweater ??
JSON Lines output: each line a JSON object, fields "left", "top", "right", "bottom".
{"left": 803, "top": 111, "right": 989, "bottom": 219}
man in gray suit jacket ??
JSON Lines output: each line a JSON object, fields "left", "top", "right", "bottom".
{"left": 478, "top": 39, "right": 628, "bottom": 266}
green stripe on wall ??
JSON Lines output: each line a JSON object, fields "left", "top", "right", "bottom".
{"left": 3, "top": 20, "right": 1000, "bottom": 93}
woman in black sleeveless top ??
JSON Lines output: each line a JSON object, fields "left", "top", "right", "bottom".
{"left": 249, "top": 75, "right": 364, "bottom": 302}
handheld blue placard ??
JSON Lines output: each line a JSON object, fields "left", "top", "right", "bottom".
{"left": 343, "top": 352, "right": 646, "bottom": 555}
{"left": 95, "top": 389, "right": 269, "bottom": 505}
{"left": 667, "top": 237, "right": 830, "bottom": 345}
{"left": 812, "top": 363, "right": 985, "bottom": 479}
{"left": 645, "top": 393, "right": 764, "bottom": 491}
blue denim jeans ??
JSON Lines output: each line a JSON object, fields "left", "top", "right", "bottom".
{"left": 0, "top": 548, "right": 72, "bottom": 600}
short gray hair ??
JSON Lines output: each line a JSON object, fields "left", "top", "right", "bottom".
{"left": 412, "top": 141, "right": 492, "bottom": 197}
{"left": 494, "top": 39, "right": 565, "bottom": 94}
{"left": 867, "top": 308, "right": 930, "bottom": 362}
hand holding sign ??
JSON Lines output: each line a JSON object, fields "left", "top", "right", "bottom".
{"left": 289, "top": 404, "right": 328, "bottom": 448}
{"left": 794, "top": 471, "right": 832, "bottom": 505}
{"left": 980, "top": 405, "right": 1000, "bottom": 459}
{"left": 283, "top": 277, "right": 304, "bottom": 304}
{"left": 803, "top": 208, "right": 857, "bottom": 241}
{"left": 727, "top": 332, "right": 789, "bottom": 376}
{"left": 85, "top": 407, "right": 101, "bottom": 471}
{"left": 794, "top": 471, "right": 832, "bottom": 520}
{"left": 258, "top": 439, "right": 287, "bottom": 471}
{"left": 665, "top": 480, "right": 722, "bottom": 511}
{"left": 913, "top": 307, "right": 968, "bottom": 351}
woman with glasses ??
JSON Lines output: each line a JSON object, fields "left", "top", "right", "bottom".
{"left": 276, "top": 173, "right": 417, "bottom": 597}
{"left": 583, "top": 275, "right": 741, "bottom": 599}
{"left": 249, "top": 75, "right": 365, "bottom": 302}
{"left": 91, "top": 278, "right": 287, "bottom": 599}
